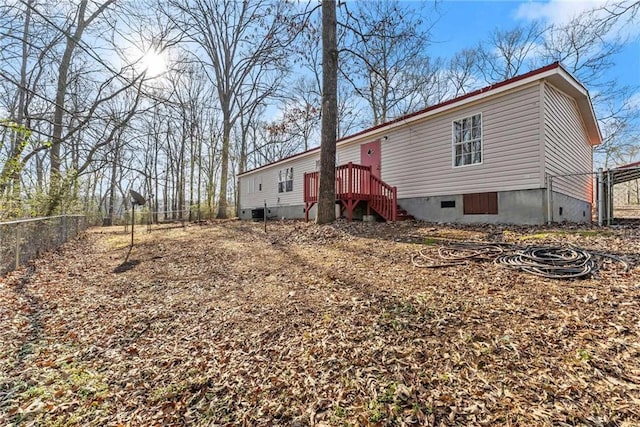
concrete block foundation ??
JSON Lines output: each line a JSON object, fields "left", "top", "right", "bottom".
{"left": 239, "top": 189, "right": 592, "bottom": 224}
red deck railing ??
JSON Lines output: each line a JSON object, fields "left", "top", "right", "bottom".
{"left": 303, "top": 162, "right": 397, "bottom": 222}
{"left": 370, "top": 174, "right": 397, "bottom": 222}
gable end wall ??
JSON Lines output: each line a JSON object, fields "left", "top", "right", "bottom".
{"left": 543, "top": 82, "right": 593, "bottom": 203}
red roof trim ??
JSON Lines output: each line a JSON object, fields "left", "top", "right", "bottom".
{"left": 614, "top": 160, "right": 640, "bottom": 169}
{"left": 239, "top": 62, "right": 562, "bottom": 176}
{"left": 337, "top": 62, "right": 562, "bottom": 141}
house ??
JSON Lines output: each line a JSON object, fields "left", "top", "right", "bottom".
{"left": 237, "top": 62, "right": 602, "bottom": 225}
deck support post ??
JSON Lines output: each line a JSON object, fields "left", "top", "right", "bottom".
{"left": 304, "top": 202, "right": 316, "bottom": 222}
{"left": 340, "top": 199, "right": 359, "bottom": 222}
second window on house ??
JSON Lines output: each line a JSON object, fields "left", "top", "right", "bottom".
{"left": 453, "top": 113, "right": 482, "bottom": 167}
{"left": 278, "top": 167, "right": 293, "bottom": 193}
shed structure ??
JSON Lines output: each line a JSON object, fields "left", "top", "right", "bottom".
{"left": 603, "top": 161, "right": 640, "bottom": 223}
{"left": 238, "top": 63, "right": 602, "bottom": 225}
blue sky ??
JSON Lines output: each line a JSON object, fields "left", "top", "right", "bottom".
{"left": 429, "top": 0, "right": 640, "bottom": 90}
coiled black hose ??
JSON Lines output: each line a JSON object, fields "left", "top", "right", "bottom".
{"left": 412, "top": 242, "right": 629, "bottom": 279}
{"left": 495, "top": 247, "right": 596, "bottom": 279}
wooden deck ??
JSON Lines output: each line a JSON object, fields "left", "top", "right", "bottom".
{"left": 303, "top": 163, "right": 398, "bottom": 222}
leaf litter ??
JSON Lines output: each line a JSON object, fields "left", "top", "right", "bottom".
{"left": 0, "top": 220, "right": 639, "bottom": 426}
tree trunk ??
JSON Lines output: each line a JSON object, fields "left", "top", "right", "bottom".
{"left": 48, "top": 1, "right": 88, "bottom": 214}
{"left": 47, "top": 0, "right": 116, "bottom": 214}
{"left": 108, "top": 137, "right": 120, "bottom": 222}
{"left": 188, "top": 110, "right": 195, "bottom": 221}
{"left": 0, "top": 1, "right": 32, "bottom": 200}
{"left": 216, "top": 109, "right": 230, "bottom": 219}
{"left": 316, "top": 0, "right": 338, "bottom": 224}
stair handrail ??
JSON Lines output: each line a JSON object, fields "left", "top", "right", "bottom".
{"left": 304, "top": 163, "right": 397, "bottom": 221}
{"left": 369, "top": 174, "right": 398, "bottom": 221}
{"left": 303, "top": 171, "right": 319, "bottom": 203}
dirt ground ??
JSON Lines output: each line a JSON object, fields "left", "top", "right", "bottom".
{"left": 1, "top": 219, "right": 639, "bottom": 426}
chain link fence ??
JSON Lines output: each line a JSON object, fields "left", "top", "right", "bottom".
{"left": 549, "top": 166, "right": 640, "bottom": 225}
{"left": 0, "top": 215, "right": 88, "bottom": 276}
{"left": 610, "top": 172, "right": 640, "bottom": 221}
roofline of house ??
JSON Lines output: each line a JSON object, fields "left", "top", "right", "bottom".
{"left": 240, "top": 62, "right": 601, "bottom": 177}
{"left": 614, "top": 160, "right": 640, "bottom": 169}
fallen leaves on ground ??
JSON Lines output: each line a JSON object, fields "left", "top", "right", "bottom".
{"left": 1, "top": 220, "right": 639, "bottom": 426}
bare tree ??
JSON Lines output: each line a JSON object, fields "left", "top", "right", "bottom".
{"left": 46, "top": 0, "right": 118, "bottom": 213}
{"left": 0, "top": 0, "right": 63, "bottom": 210}
{"left": 265, "top": 78, "right": 321, "bottom": 153}
{"left": 165, "top": 0, "right": 293, "bottom": 218}
{"left": 445, "top": 49, "right": 479, "bottom": 97}
{"left": 340, "top": 0, "right": 437, "bottom": 125}
{"left": 0, "top": 0, "right": 162, "bottom": 216}
{"left": 476, "top": 22, "right": 544, "bottom": 83}
{"left": 536, "top": 3, "right": 640, "bottom": 164}
{"left": 289, "top": 13, "right": 361, "bottom": 142}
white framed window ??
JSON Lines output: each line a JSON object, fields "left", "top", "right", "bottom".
{"left": 453, "top": 113, "right": 482, "bottom": 167}
{"left": 278, "top": 167, "right": 293, "bottom": 193}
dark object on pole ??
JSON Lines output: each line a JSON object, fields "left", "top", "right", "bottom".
{"left": 130, "top": 190, "right": 146, "bottom": 206}
{"left": 126, "top": 190, "right": 146, "bottom": 262}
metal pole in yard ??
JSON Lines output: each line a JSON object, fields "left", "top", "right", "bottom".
{"left": 597, "top": 168, "right": 604, "bottom": 226}
{"left": 607, "top": 171, "right": 613, "bottom": 226}
{"left": 15, "top": 222, "right": 20, "bottom": 269}
{"left": 546, "top": 174, "right": 553, "bottom": 225}
{"left": 131, "top": 205, "right": 135, "bottom": 248}
{"left": 264, "top": 200, "right": 267, "bottom": 233}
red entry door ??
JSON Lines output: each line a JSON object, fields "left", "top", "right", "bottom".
{"left": 360, "top": 139, "right": 381, "bottom": 177}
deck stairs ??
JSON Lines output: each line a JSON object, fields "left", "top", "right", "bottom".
{"left": 396, "top": 206, "right": 414, "bottom": 221}
{"left": 303, "top": 162, "right": 413, "bottom": 222}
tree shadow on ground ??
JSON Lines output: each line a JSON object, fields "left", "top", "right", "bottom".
{"left": 113, "top": 259, "right": 140, "bottom": 273}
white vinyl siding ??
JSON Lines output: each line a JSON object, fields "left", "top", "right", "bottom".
{"left": 244, "top": 176, "right": 262, "bottom": 194}
{"left": 240, "top": 155, "right": 316, "bottom": 209}
{"left": 239, "top": 140, "right": 366, "bottom": 209}
{"left": 543, "top": 83, "right": 593, "bottom": 202}
{"left": 381, "top": 83, "right": 543, "bottom": 198}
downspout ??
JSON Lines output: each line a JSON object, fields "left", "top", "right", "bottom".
{"left": 237, "top": 176, "right": 241, "bottom": 219}
{"left": 546, "top": 173, "right": 553, "bottom": 225}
